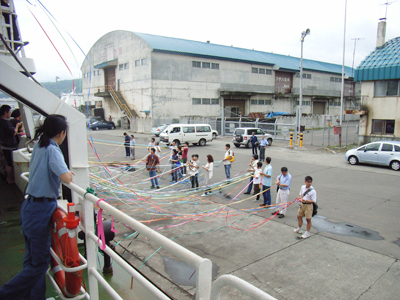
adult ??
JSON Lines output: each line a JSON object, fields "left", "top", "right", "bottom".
{"left": 181, "top": 142, "right": 189, "bottom": 176}
{"left": 222, "top": 144, "right": 233, "bottom": 180}
{"left": 10, "top": 109, "right": 24, "bottom": 146}
{"left": 154, "top": 142, "right": 162, "bottom": 173}
{"left": 169, "top": 141, "right": 177, "bottom": 157}
{"left": 260, "top": 157, "right": 273, "bottom": 207}
{"left": 0, "top": 105, "right": 21, "bottom": 184}
{"left": 144, "top": 148, "right": 160, "bottom": 189}
{"left": 147, "top": 137, "right": 155, "bottom": 153}
{"left": 294, "top": 176, "right": 317, "bottom": 239}
{"left": 259, "top": 135, "right": 269, "bottom": 162}
{"left": 273, "top": 167, "right": 292, "bottom": 218}
{"left": 249, "top": 132, "right": 258, "bottom": 155}
{"left": 129, "top": 135, "right": 135, "bottom": 160}
{"left": 187, "top": 154, "right": 199, "bottom": 189}
{"left": 243, "top": 154, "right": 259, "bottom": 195}
{"left": 176, "top": 146, "right": 184, "bottom": 180}
{"left": 202, "top": 155, "right": 214, "bottom": 196}
{"left": 252, "top": 161, "right": 262, "bottom": 201}
{"left": 0, "top": 114, "right": 73, "bottom": 299}
{"left": 170, "top": 149, "right": 179, "bottom": 182}
{"left": 123, "top": 132, "right": 130, "bottom": 158}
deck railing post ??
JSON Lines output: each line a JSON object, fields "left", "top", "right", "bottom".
{"left": 196, "top": 258, "right": 212, "bottom": 300}
{"left": 81, "top": 197, "right": 99, "bottom": 299}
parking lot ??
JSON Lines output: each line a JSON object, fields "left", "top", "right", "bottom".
{"left": 87, "top": 128, "right": 400, "bottom": 300}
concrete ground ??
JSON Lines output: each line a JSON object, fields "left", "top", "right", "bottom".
{"left": 87, "top": 128, "right": 400, "bottom": 300}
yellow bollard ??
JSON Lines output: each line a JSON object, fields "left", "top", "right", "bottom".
{"left": 300, "top": 133, "right": 303, "bottom": 147}
{"left": 290, "top": 132, "right": 293, "bottom": 146}
{"left": 296, "top": 132, "right": 299, "bottom": 145}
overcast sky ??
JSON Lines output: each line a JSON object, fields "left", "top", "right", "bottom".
{"left": 13, "top": 0, "right": 400, "bottom": 82}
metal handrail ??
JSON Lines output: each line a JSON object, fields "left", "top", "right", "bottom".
{"left": 20, "top": 171, "right": 211, "bottom": 300}
{"left": 107, "top": 85, "right": 134, "bottom": 118}
{"left": 210, "top": 275, "right": 277, "bottom": 300}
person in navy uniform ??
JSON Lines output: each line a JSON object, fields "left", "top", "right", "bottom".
{"left": 250, "top": 132, "right": 258, "bottom": 155}
{"left": 123, "top": 132, "right": 130, "bottom": 158}
{"left": 0, "top": 114, "right": 73, "bottom": 300}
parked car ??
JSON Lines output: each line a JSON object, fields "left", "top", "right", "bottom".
{"left": 345, "top": 141, "right": 400, "bottom": 171}
{"left": 89, "top": 121, "right": 116, "bottom": 130}
{"left": 159, "top": 124, "right": 213, "bottom": 146}
{"left": 212, "top": 130, "right": 218, "bottom": 140}
{"left": 151, "top": 124, "right": 169, "bottom": 137}
{"left": 232, "top": 127, "right": 273, "bottom": 148}
{"left": 86, "top": 117, "right": 102, "bottom": 126}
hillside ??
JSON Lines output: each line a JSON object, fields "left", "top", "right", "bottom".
{"left": 40, "top": 79, "right": 82, "bottom": 96}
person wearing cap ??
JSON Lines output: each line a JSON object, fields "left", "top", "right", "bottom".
{"left": 243, "top": 154, "right": 259, "bottom": 195}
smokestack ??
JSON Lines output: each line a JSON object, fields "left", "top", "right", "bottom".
{"left": 376, "top": 19, "right": 386, "bottom": 48}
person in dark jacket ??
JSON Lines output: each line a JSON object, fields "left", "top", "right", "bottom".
{"left": 0, "top": 105, "right": 22, "bottom": 184}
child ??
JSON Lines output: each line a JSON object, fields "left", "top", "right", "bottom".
{"left": 253, "top": 161, "right": 263, "bottom": 202}
{"left": 187, "top": 154, "right": 199, "bottom": 189}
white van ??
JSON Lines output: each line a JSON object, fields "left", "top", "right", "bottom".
{"left": 159, "top": 124, "right": 213, "bottom": 146}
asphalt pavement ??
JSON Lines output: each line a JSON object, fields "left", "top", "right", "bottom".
{"left": 87, "top": 128, "right": 400, "bottom": 300}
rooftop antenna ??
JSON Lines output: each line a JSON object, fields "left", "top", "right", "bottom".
{"left": 351, "top": 38, "right": 364, "bottom": 77}
{"left": 381, "top": 0, "right": 396, "bottom": 19}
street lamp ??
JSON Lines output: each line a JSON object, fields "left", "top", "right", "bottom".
{"left": 298, "top": 28, "right": 310, "bottom": 145}
{"left": 56, "top": 76, "right": 60, "bottom": 97}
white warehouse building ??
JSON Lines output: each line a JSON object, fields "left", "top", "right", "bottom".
{"left": 81, "top": 31, "right": 358, "bottom": 131}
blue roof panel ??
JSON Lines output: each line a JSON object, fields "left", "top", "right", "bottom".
{"left": 133, "top": 32, "right": 354, "bottom": 76}
{"left": 355, "top": 37, "right": 400, "bottom": 81}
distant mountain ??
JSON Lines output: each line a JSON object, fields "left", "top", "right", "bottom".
{"left": 40, "top": 79, "right": 82, "bottom": 96}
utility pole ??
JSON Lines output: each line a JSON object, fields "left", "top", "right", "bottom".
{"left": 351, "top": 38, "right": 364, "bottom": 78}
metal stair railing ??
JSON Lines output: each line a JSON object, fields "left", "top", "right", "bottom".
{"left": 106, "top": 85, "right": 134, "bottom": 118}
{"left": 116, "top": 89, "right": 140, "bottom": 117}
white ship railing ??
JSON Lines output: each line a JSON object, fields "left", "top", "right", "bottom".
{"left": 19, "top": 156, "right": 276, "bottom": 299}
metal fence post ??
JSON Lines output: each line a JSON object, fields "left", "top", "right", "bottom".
{"left": 311, "top": 121, "right": 314, "bottom": 146}
{"left": 274, "top": 120, "right": 277, "bottom": 139}
{"left": 328, "top": 125, "right": 331, "bottom": 146}
{"left": 322, "top": 122, "right": 325, "bottom": 146}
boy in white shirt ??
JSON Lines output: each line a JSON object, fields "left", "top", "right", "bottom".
{"left": 252, "top": 161, "right": 262, "bottom": 201}
{"left": 294, "top": 175, "right": 317, "bottom": 239}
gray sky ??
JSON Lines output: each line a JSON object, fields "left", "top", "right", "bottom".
{"left": 14, "top": 0, "right": 400, "bottom": 83}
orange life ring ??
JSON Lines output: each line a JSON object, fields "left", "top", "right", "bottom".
{"left": 50, "top": 208, "right": 82, "bottom": 297}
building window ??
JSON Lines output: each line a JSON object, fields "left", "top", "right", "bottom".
{"left": 296, "top": 101, "right": 311, "bottom": 106}
{"left": 193, "top": 61, "right": 219, "bottom": 70}
{"left": 258, "top": 99, "right": 265, "bottom": 105}
{"left": 192, "top": 98, "right": 219, "bottom": 105}
{"left": 119, "top": 63, "right": 129, "bottom": 70}
{"left": 251, "top": 99, "right": 258, "bottom": 105}
{"left": 374, "top": 80, "right": 400, "bottom": 96}
{"left": 211, "top": 63, "right": 219, "bottom": 70}
{"left": 141, "top": 58, "right": 147, "bottom": 65}
{"left": 329, "top": 100, "right": 341, "bottom": 106}
{"left": 192, "top": 98, "right": 201, "bottom": 105}
{"left": 372, "top": 119, "right": 395, "bottom": 134}
{"left": 202, "top": 62, "right": 211, "bottom": 69}
{"left": 296, "top": 73, "right": 312, "bottom": 79}
{"left": 252, "top": 67, "right": 272, "bottom": 75}
{"left": 135, "top": 60, "right": 140, "bottom": 67}
{"left": 192, "top": 61, "right": 201, "bottom": 68}
{"left": 330, "top": 77, "right": 341, "bottom": 82}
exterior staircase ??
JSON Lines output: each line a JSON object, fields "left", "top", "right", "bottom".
{"left": 107, "top": 86, "right": 139, "bottom": 118}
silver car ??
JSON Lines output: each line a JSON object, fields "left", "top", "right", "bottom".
{"left": 345, "top": 141, "right": 400, "bottom": 171}
{"left": 232, "top": 127, "right": 273, "bottom": 148}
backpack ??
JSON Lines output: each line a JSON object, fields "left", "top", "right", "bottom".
{"left": 302, "top": 187, "right": 318, "bottom": 217}
{"left": 227, "top": 150, "right": 235, "bottom": 162}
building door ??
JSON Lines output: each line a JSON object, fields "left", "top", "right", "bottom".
{"left": 104, "top": 67, "right": 116, "bottom": 91}
{"left": 224, "top": 99, "right": 246, "bottom": 117}
{"left": 313, "top": 101, "right": 326, "bottom": 115}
